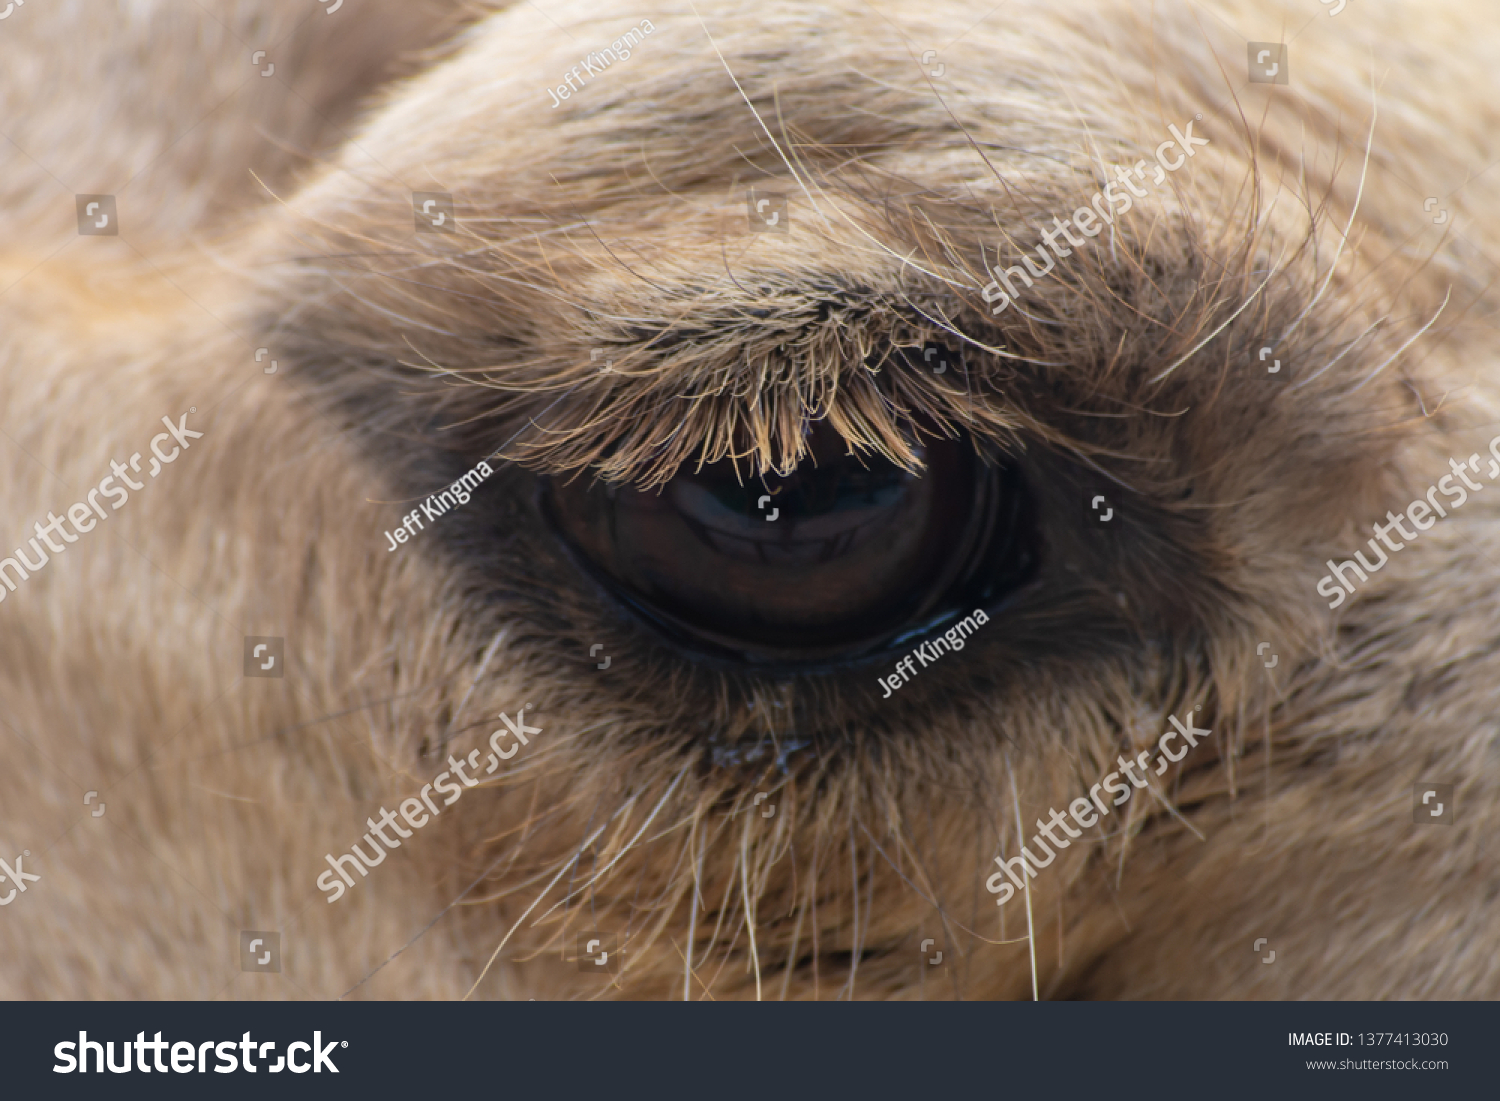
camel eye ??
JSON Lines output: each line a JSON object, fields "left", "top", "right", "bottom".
{"left": 543, "top": 422, "right": 1038, "bottom": 667}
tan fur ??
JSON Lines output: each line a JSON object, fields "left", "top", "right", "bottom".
{"left": 2, "top": 0, "right": 1498, "bottom": 999}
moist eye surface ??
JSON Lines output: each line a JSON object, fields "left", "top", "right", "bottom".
{"left": 544, "top": 421, "right": 1038, "bottom": 666}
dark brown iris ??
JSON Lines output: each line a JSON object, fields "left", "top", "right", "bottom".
{"left": 544, "top": 421, "right": 1034, "bottom": 666}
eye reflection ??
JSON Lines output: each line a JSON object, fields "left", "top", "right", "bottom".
{"left": 665, "top": 449, "right": 916, "bottom": 566}
{"left": 544, "top": 421, "right": 1035, "bottom": 666}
